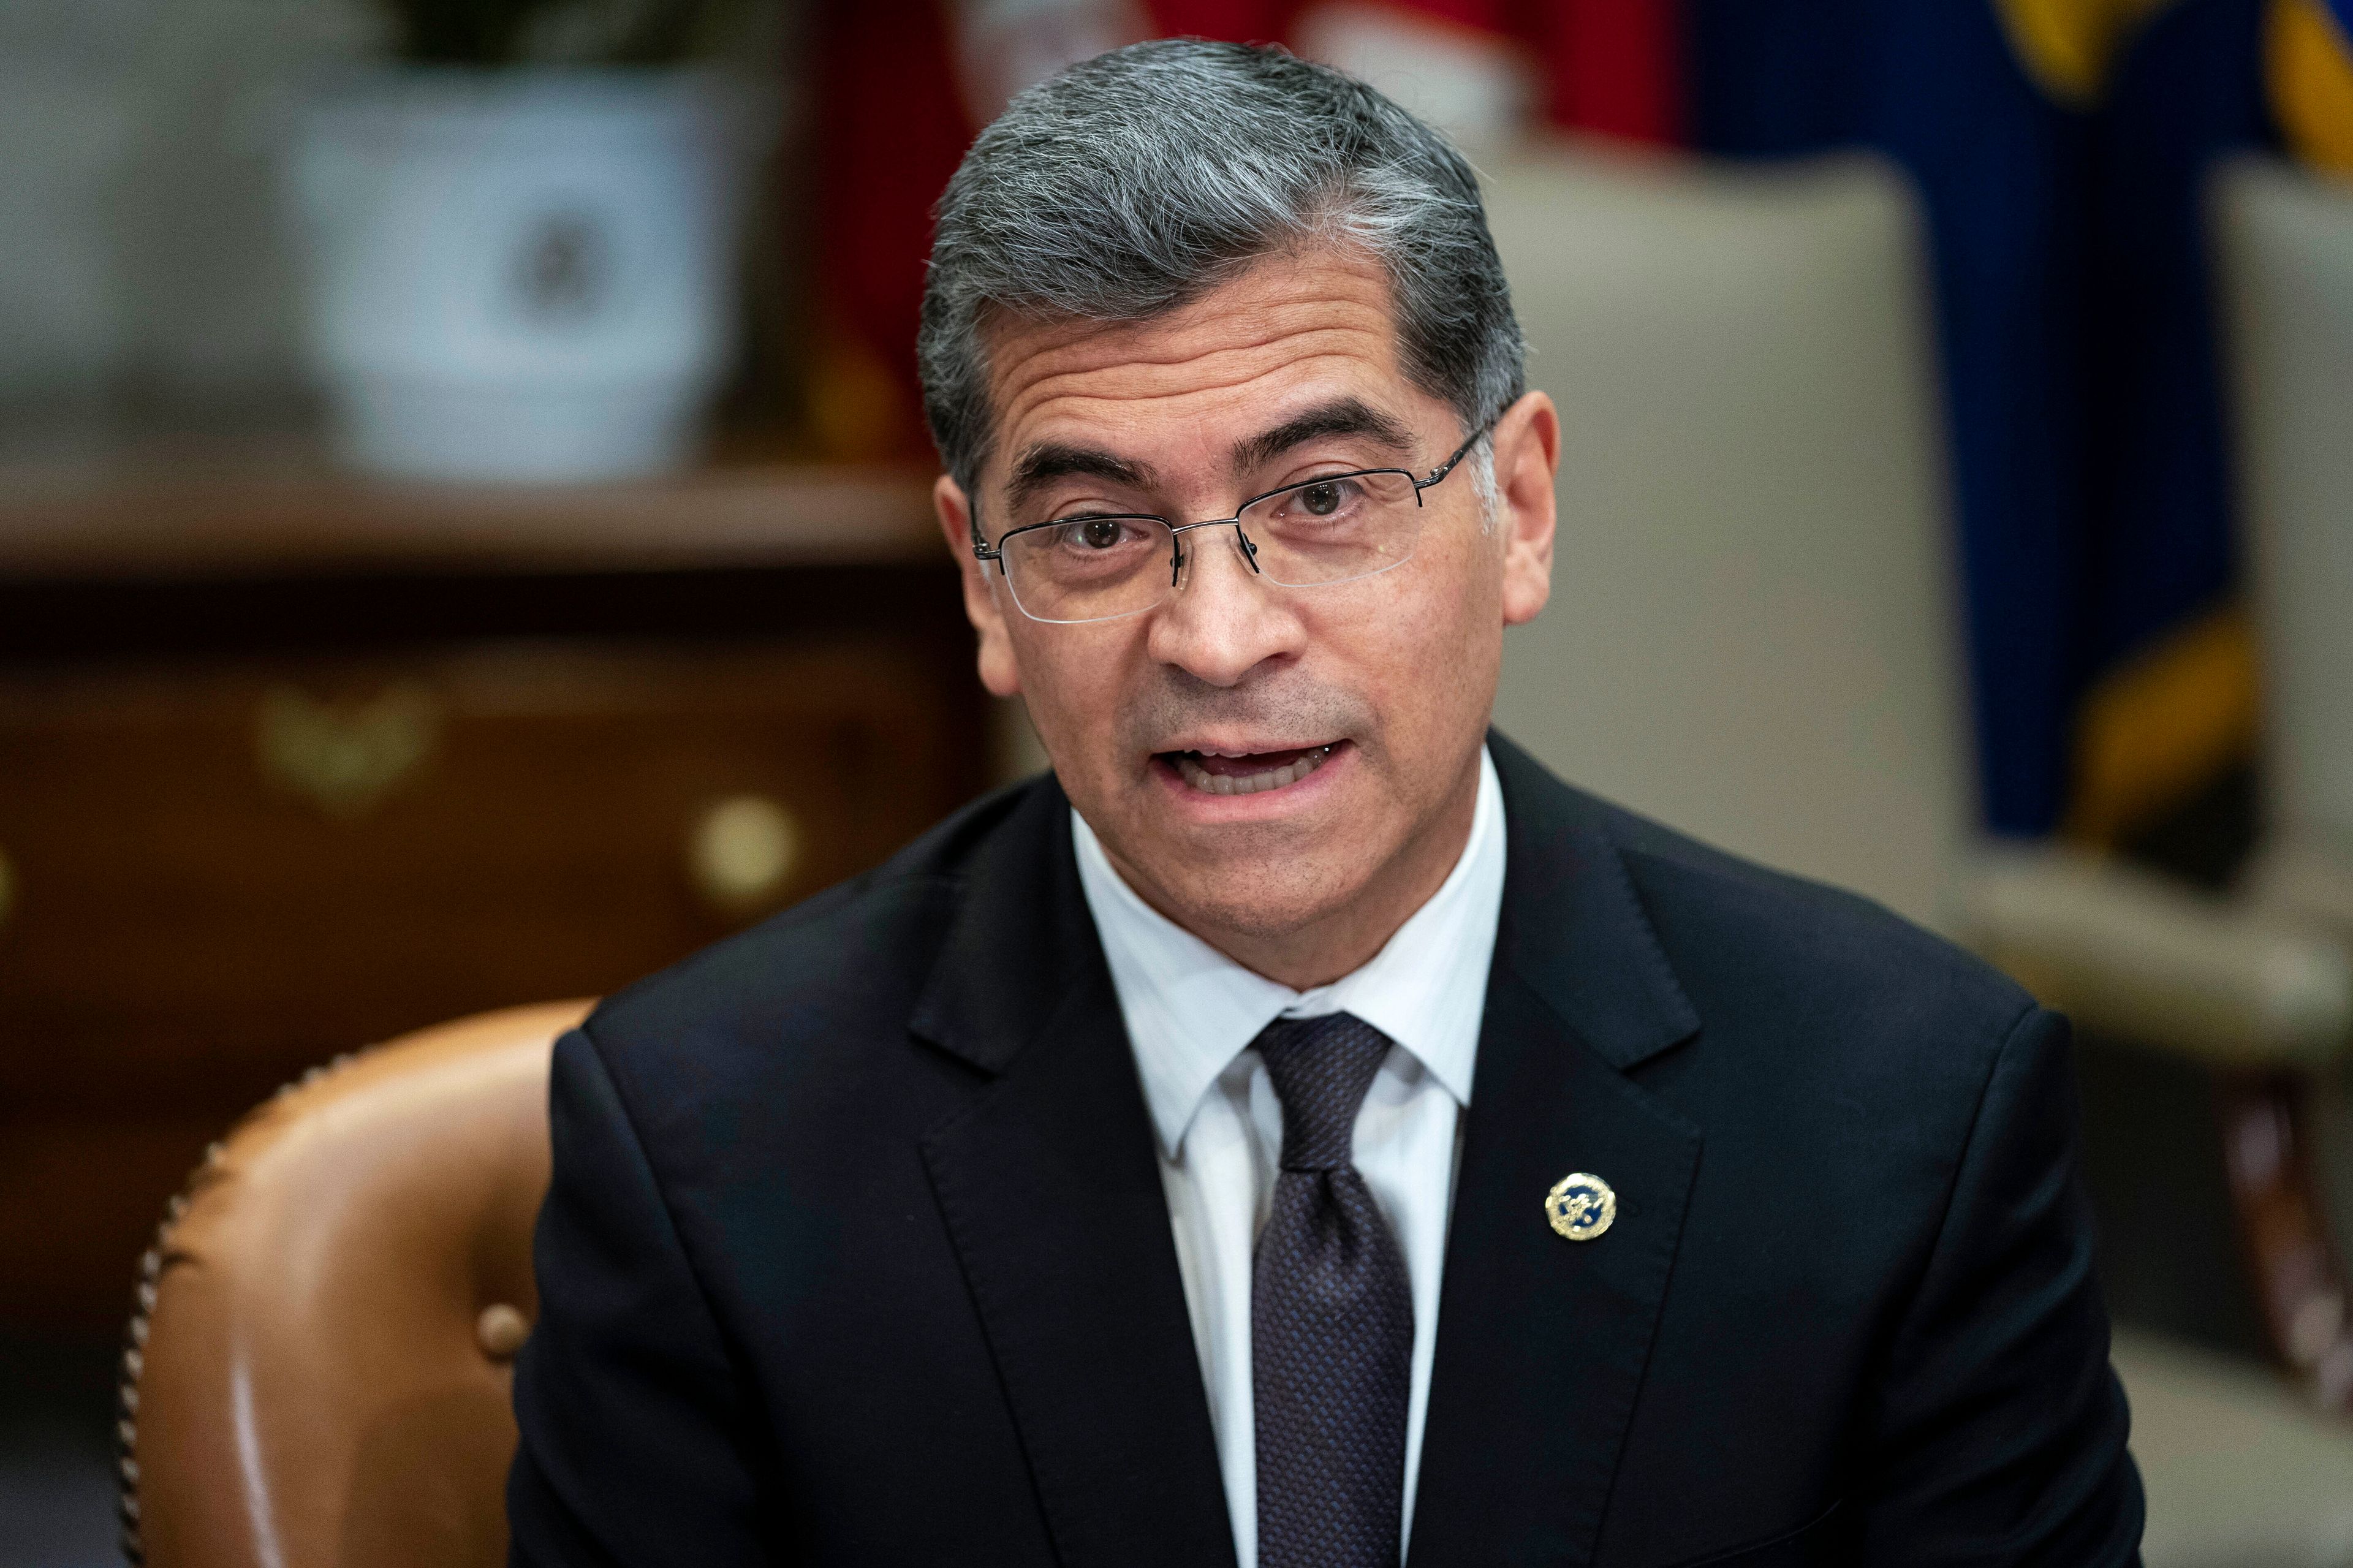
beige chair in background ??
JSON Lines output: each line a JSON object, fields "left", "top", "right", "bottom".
{"left": 1489, "top": 147, "right": 1967, "bottom": 933}
{"left": 1483, "top": 143, "right": 2349, "bottom": 1064}
{"left": 2221, "top": 157, "right": 2353, "bottom": 949}
{"left": 1482, "top": 141, "right": 2353, "bottom": 1565}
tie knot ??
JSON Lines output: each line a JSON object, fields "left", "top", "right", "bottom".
{"left": 1251, "top": 1012, "right": 1393, "bottom": 1172}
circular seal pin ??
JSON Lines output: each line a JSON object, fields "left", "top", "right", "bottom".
{"left": 1544, "top": 1172, "right": 1616, "bottom": 1241}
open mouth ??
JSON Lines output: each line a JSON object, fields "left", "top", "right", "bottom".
{"left": 1163, "top": 743, "right": 1339, "bottom": 797}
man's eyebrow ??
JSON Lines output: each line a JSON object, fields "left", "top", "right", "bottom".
{"left": 1005, "top": 445, "right": 1158, "bottom": 515}
{"left": 1230, "top": 398, "right": 1414, "bottom": 474}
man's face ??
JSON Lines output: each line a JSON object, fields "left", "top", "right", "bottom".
{"left": 937, "top": 248, "right": 1556, "bottom": 969}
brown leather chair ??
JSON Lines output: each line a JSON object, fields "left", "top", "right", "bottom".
{"left": 118, "top": 1000, "right": 591, "bottom": 1568}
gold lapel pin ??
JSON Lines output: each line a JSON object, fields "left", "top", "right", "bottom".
{"left": 1544, "top": 1172, "right": 1616, "bottom": 1241}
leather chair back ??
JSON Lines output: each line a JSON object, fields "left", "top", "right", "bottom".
{"left": 121, "top": 1000, "right": 591, "bottom": 1568}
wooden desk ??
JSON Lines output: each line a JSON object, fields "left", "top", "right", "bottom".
{"left": 0, "top": 441, "right": 987, "bottom": 1328}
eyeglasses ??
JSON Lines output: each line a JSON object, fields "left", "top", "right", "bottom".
{"left": 971, "top": 424, "right": 1491, "bottom": 625}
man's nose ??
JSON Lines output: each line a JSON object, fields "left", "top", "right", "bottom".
{"left": 1146, "top": 525, "right": 1304, "bottom": 687}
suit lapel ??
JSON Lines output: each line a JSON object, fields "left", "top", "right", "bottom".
{"left": 1408, "top": 740, "right": 1705, "bottom": 1567}
{"left": 914, "top": 779, "right": 1237, "bottom": 1568}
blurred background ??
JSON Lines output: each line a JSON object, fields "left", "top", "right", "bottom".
{"left": 4, "top": 0, "right": 2353, "bottom": 1562}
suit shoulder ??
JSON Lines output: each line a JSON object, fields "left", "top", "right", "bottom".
{"left": 1593, "top": 796, "right": 2036, "bottom": 1053}
{"left": 579, "top": 776, "right": 1043, "bottom": 1080}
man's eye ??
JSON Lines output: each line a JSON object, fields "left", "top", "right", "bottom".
{"left": 1295, "top": 480, "right": 1355, "bottom": 517}
{"left": 1246, "top": 479, "right": 1368, "bottom": 533}
{"left": 1041, "top": 517, "right": 1151, "bottom": 555}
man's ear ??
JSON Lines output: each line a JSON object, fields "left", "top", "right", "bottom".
{"left": 935, "top": 474, "right": 1023, "bottom": 697}
{"left": 1493, "top": 390, "right": 1559, "bottom": 627}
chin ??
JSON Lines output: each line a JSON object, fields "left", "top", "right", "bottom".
{"left": 1145, "top": 842, "right": 1371, "bottom": 945}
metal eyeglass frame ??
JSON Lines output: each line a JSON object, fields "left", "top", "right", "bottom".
{"left": 969, "top": 422, "right": 1493, "bottom": 621}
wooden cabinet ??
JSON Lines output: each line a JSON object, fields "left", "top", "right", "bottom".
{"left": 0, "top": 453, "right": 987, "bottom": 1326}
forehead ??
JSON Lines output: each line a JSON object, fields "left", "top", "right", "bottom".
{"left": 980, "top": 249, "right": 1411, "bottom": 479}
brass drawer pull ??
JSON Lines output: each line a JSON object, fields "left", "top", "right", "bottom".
{"left": 255, "top": 684, "right": 442, "bottom": 820}
{"left": 688, "top": 795, "right": 802, "bottom": 915}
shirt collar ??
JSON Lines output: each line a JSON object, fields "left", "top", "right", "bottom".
{"left": 1074, "top": 746, "right": 1507, "bottom": 1157}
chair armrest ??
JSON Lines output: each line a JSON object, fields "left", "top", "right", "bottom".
{"left": 2244, "top": 836, "right": 2353, "bottom": 938}
{"left": 1955, "top": 844, "right": 2353, "bottom": 1068}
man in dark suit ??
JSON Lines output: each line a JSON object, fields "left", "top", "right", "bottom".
{"left": 509, "top": 39, "right": 2142, "bottom": 1567}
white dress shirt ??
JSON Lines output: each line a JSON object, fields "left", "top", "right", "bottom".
{"left": 1071, "top": 746, "right": 1507, "bottom": 1568}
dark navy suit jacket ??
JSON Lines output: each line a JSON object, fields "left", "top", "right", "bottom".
{"left": 508, "top": 736, "right": 2143, "bottom": 1566}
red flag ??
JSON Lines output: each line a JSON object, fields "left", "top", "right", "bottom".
{"left": 1534, "top": 0, "right": 1683, "bottom": 143}
{"left": 1144, "top": 0, "right": 1304, "bottom": 39}
{"left": 809, "top": 2, "right": 972, "bottom": 460}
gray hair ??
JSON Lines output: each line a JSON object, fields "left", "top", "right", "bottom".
{"left": 917, "top": 38, "right": 1525, "bottom": 510}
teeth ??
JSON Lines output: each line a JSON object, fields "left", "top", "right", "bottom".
{"left": 1173, "top": 745, "right": 1334, "bottom": 797}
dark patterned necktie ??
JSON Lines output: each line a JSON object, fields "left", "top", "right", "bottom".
{"left": 1252, "top": 1011, "right": 1414, "bottom": 1568}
